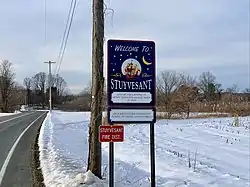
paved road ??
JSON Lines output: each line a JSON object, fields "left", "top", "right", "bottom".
{"left": 0, "top": 112, "right": 29, "bottom": 123}
{"left": 0, "top": 111, "right": 47, "bottom": 187}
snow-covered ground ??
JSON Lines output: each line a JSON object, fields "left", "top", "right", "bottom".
{"left": 0, "top": 110, "right": 21, "bottom": 117}
{"left": 39, "top": 111, "right": 250, "bottom": 187}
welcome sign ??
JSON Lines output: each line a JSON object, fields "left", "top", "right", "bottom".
{"left": 105, "top": 39, "right": 157, "bottom": 187}
{"left": 107, "top": 39, "right": 156, "bottom": 107}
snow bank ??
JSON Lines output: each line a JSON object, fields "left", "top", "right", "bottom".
{"left": 39, "top": 112, "right": 108, "bottom": 187}
{"left": 39, "top": 111, "right": 250, "bottom": 187}
{"left": 0, "top": 110, "right": 21, "bottom": 117}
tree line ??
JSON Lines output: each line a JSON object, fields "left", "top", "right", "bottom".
{"left": 75, "top": 70, "right": 249, "bottom": 117}
{"left": 0, "top": 60, "right": 71, "bottom": 112}
{"left": 156, "top": 70, "right": 250, "bottom": 118}
{"left": 23, "top": 72, "right": 69, "bottom": 108}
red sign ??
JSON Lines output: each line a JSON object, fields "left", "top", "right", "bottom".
{"left": 99, "top": 125, "right": 124, "bottom": 142}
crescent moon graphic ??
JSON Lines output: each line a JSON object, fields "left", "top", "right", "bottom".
{"left": 142, "top": 56, "right": 152, "bottom": 65}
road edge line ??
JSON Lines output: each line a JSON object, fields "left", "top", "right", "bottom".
{"left": 0, "top": 111, "right": 35, "bottom": 125}
{"left": 0, "top": 112, "right": 46, "bottom": 185}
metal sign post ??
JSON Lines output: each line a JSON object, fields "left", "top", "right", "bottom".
{"left": 109, "top": 137, "right": 114, "bottom": 187}
{"left": 99, "top": 124, "right": 124, "bottom": 187}
{"left": 150, "top": 122, "right": 156, "bottom": 186}
{"left": 106, "top": 39, "right": 156, "bottom": 187}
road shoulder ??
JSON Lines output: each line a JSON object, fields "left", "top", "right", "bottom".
{"left": 31, "top": 118, "right": 46, "bottom": 187}
{"left": 0, "top": 112, "right": 47, "bottom": 187}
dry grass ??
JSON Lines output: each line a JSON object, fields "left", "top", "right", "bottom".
{"left": 157, "top": 101, "right": 250, "bottom": 118}
{"left": 156, "top": 112, "right": 231, "bottom": 120}
{"left": 31, "top": 114, "right": 46, "bottom": 187}
{"left": 185, "top": 113, "right": 231, "bottom": 119}
{"left": 102, "top": 112, "right": 232, "bottom": 123}
{"left": 190, "top": 101, "right": 250, "bottom": 115}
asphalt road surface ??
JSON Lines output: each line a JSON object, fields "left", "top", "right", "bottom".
{"left": 0, "top": 111, "right": 47, "bottom": 187}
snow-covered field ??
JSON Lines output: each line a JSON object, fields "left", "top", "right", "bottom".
{"left": 39, "top": 111, "right": 250, "bottom": 187}
{"left": 0, "top": 111, "right": 21, "bottom": 117}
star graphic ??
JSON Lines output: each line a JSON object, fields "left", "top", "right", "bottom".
{"left": 135, "top": 56, "right": 137, "bottom": 58}
{"left": 114, "top": 55, "right": 116, "bottom": 57}
{"left": 147, "top": 68, "right": 149, "bottom": 70}
{"left": 130, "top": 53, "right": 132, "bottom": 55}
{"left": 113, "top": 69, "right": 115, "bottom": 71}
{"left": 120, "top": 54, "right": 122, "bottom": 56}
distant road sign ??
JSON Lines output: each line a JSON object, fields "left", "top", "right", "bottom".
{"left": 99, "top": 125, "right": 124, "bottom": 142}
{"left": 107, "top": 39, "right": 156, "bottom": 108}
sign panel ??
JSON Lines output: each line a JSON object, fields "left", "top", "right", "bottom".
{"left": 107, "top": 39, "right": 156, "bottom": 107}
{"left": 108, "top": 107, "right": 156, "bottom": 124}
{"left": 99, "top": 125, "right": 124, "bottom": 142}
{"left": 106, "top": 39, "right": 157, "bottom": 186}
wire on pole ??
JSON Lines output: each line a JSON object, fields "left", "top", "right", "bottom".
{"left": 54, "top": 0, "right": 78, "bottom": 76}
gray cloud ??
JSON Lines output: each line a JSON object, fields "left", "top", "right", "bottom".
{"left": 0, "top": 0, "right": 249, "bottom": 93}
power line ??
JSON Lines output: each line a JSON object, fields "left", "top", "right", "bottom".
{"left": 54, "top": 0, "right": 78, "bottom": 75}
{"left": 57, "top": 0, "right": 78, "bottom": 74}
{"left": 44, "top": 0, "right": 47, "bottom": 44}
{"left": 54, "top": 0, "right": 74, "bottom": 74}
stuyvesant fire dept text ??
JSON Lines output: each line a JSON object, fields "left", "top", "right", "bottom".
{"left": 100, "top": 127, "right": 123, "bottom": 133}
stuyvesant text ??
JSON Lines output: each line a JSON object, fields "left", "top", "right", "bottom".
{"left": 110, "top": 78, "right": 152, "bottom": 90}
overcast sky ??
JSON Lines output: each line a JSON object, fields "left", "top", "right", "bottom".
{"left": 0, "top": 0, "right": 249, "bottom": 93}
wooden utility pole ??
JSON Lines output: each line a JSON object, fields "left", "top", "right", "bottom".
{"left": 44, "top": 61, "right": 56, "bottom": 112}
{"left": 87, "top": 0, "right": 104, "bottom": 178}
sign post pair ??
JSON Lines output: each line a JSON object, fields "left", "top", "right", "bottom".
{"left": 99, "top": 39, "right": 156, "bottom": 187}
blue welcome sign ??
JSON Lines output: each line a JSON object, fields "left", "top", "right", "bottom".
{"left": 106, "top": 40, "right": 156, "bottom": 187}
{"left": 107, "top": 39, "right": 156, "bottom": 108}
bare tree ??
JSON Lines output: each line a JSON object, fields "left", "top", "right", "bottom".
{"left": 157, "top": 71, "right": 180, "bottom": 95}
{"left": 243, "top": 88, "right": 250, "bottom": 101}
{"left": 226, "top": 84, "right": 239, "bottom": 93}
{"left": 32, "top": 72, "right": 46, "bottom": 108}
{"left": 79, "top": 81, "right": 92, "bottom": 96}
{"left": 9, "top": 83, "right": 25, "bottom": 111}
{"left": 171, "top": 73, "right": 199, "bottom": 118}
{"left": 173, "top": 85, "right": 199, "bottom": 118}
{"left": 244, "top": 88, "right": 250, "bottom": 93}
{"left": 198, "top": 71, "right": 217, "bottom": 100}
{"left": 157, "top": 70, "right": 181, "bottom": 118}
{"left": 214, "top": 83, "right": 223, "bottom": 102}
{"left": 51, "top": 74, "right": 68, "bottom": 104}
{"left": 23, "top": 77, "right": 32, "bottom": 106}
{"left": 77, "top": 82, "right": 92, "bottom": 110}
{"left": 0, "top": 60, "right": 15, "bottom": 112}
{"left": 179, "top": 73, "right": 197, "bottom": 87}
